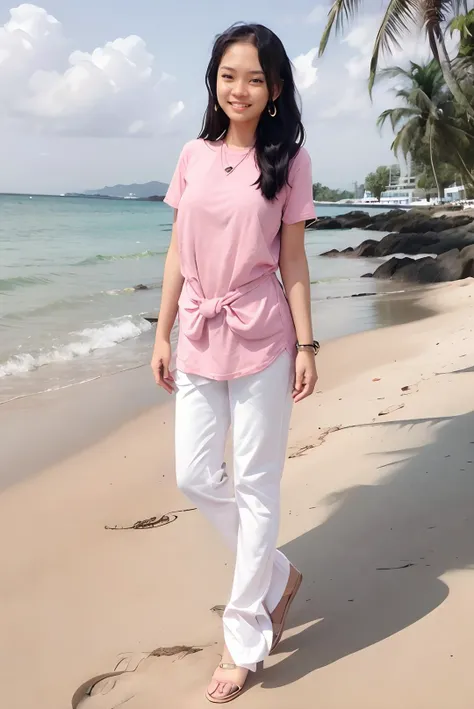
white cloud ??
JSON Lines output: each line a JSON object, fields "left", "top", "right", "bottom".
{"left": 128, "top": 119, "right": 146, "bottom": 135}
{"left": 168, "top": 100, "right": 184, "bottom": 120}
{"left": 307, "top": 5, "right": 326, "bottom": 24}
{"left": 318, "top": 86, "right": 367, "bottom": 119}
{"left": 344, "top": 16, "right": 380, "bottom": 51}
{"left": 292, "top": 47, "right": 318, "bottom": 92}
{"left": 0, "top": 4, "right": 184, "bottom": 136}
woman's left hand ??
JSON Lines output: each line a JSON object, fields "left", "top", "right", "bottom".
{"left": 293, "top": 350, "right": 318, "bottom": 403}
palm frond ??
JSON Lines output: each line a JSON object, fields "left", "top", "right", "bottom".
{"left": 368, "top": 0, "right": 421, "bottom": 95}
{"left": 394, "top": 88, "right": 414, "bottom": 101}
{"left": 423, "top": 0, "right": 452, "bottom": 61}
{"left": 449, "top": 10, "right": 474, "bottom": 37}
{"left": 392, "top": 118, "right": 423, "bottom": 157}
{"left": 442, "top": 122, "right": 474, "bottom": 143}
{"left": 375, "top": 64, "right": 415, "bottom": 83}
{"left": 385, "top": 60, "right": 446, "bottom": 104}
{"left": 319, "top": 0, "right": 365, "bottom": 56}
{"left": 405, "top": 86, "right": 440, "bottom": 114}
{"left": 377, "top": 107, "right": 421, "bottom": 131}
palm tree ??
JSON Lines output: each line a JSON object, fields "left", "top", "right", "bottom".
{"left": 450, "top": 8, "right": 474, "bottom": 59}
{"left": 318, "top": 0, "right": 474, "bottom": 118}
{"left": 450, "top": 9, "right": 474, "bottom": 82}
{"left": 376, "top": 61, "right": 474, "bottom": 198}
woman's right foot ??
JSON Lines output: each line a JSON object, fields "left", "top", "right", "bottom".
{"left": 206, "top": 646, "right": 249, "bottom": 703}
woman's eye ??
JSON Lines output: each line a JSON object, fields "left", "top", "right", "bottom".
{"left": 220, "top": 74, "right": 263, "bottom": 84}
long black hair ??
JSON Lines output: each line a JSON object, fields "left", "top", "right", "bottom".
{"left": 198, "top": 23, "right": 306, "bottom": 201}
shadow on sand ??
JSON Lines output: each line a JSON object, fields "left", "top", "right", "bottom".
{"left": 265, "top": 390, "right": 474, "bottom": 687}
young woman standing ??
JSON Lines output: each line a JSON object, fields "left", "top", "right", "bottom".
{"left": 151, "top": 22, "right": 318, "bottom": 703}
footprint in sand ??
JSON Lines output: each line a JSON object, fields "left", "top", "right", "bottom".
{"left": 72, "top": 647, "right": 203, "bottom": 708}
{"left": 288, "top": 425, "right": 342, "bottom": 459}
{"left": 74, "top": 671, "right": 142, "bottom": 708}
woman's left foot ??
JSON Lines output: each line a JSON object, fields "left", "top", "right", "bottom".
{"left": 270, "top": 564, "right": 303, "bottom": 653}
{"left": 206, "top": 646, "right": 249, "bottom": 704}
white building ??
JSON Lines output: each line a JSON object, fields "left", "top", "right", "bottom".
{"left": 444, "top": 183, "right": 466, "bottom": 202}
{"left": 380, "top": 172, "right": 424, "bottom": 205}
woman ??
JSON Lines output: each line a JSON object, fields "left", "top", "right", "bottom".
{"left": 151, "top": 22, "right": 318, "bottom": 703}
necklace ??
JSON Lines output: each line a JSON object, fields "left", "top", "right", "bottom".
{"left": 220, "top": 142, "right": 254, "bottom": 175}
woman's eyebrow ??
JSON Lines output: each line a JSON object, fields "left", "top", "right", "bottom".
{"left": 220, "top": 66, "right": 265, "bottom": 75}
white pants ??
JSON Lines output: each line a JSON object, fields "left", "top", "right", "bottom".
{"left": 174, "top": 351, "right": 294, "bottom": 671}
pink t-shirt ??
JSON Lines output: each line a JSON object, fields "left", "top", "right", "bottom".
{"left": 164, "top": 139, "right": 316, "bottom": 380}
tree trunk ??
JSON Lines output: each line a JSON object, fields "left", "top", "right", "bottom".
{"left": 455, "top": 150, "right": 474, "bottom": 189}
{"left": 435, "top": 35, "right": 474, "bottom": 120}
{"left": 429, "top": 124, "right": 442, "bottom": 201}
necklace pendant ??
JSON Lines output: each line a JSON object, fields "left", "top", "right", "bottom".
{"left": 225, "top": 166, "right": 233, "bottom": 174}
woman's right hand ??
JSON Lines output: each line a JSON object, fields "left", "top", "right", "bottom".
{"left": 151, "top": 338, "right": 175, "bottom": 394}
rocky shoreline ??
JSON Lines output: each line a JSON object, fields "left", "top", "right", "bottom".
{"left": 309, "top": 209, "right": 474, "bottom": 283}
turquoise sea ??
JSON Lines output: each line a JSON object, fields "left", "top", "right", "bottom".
{"left": 0, "top": 195, "right": 423, "bottom": 404}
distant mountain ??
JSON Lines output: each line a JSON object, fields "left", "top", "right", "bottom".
{"left": 83, "top": 181, "right": 169, "bottom": 198}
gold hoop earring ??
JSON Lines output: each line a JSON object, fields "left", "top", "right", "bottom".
{"left": 268, "top": 102, "right": 277, "bottom": 118}
{"left": 214, "top": 104, "right": 219, "bottom": 112}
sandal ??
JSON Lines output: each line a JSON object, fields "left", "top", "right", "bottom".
{"left": 205, "top": 662, "right": 247, "bottom": 704}
{"left": 270, "top": 565, "right": 303, "bottom": 654}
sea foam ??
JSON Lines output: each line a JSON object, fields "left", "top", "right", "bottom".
{"left": 0, "top": 316, "right": 152, "bottom": 378}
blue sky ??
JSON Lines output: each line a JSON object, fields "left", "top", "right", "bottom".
{"left": 0, "top": 1, "right": 437, "bottom": 193}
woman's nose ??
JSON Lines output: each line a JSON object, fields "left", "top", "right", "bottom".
{"left": 232, "top": 81, "right": 249, "bottom": 97}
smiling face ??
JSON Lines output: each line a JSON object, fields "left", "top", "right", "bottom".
{"left": 216, "top": 41, "right": 274, "bottom": 125}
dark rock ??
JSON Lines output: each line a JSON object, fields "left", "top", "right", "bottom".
{"left": 364, "top": 209, "right": 408, "bottom": 232}
{"left": 372, "top": 257, "right": 415, "bottom": 279}
{"left": 434, "top": 249, "right": 466, "bottom": 280}
{"left": 374, "top": 232, "right": 441, "bottom": 256}
{"left": 354, "top": 239, "right": 379, "bottom": 257}
{"left": 311, "top": 207, "right": 474, "bottom": 237}
{"left": 323, "top": 228, "right": 474, "bottom": 262}
{"left": 373, "top": 233, "right": 405, "bottom": 255}
{"left": 460, "top": 243, "right": 474, "bottom": 260}
{"left": 392, "top": 256, "right": 452, "bottom": 283}
{"left": 399, "top": 213, "right": 474, "bottom": 234}
{"left": 460, "top": 244, "right": 474, "bottom": 278}
{"left": 316, "top": 207, "right": 474, "bottom": 285}
{"left": 133, "top": 284, "right": 149, "bottom": 290}
{"left": 337, "top": 211, "right": 373, "bottom": 229}
{"left": 371, "top": 244, "right": 474, "bottom": 283}
{"left": 311, "top": 218, "right": 343, "bottom": 230}
{"left": 320, "top": 248, "right": 341, "bottom": 257}
{"left": 440, "top": 221, "right": 474, "bottom": 239}
{"left": 307, "top": 211, "right": 372, "bottom": 231}
{"left": 364, "top": 209, "right": 474, "bottom": 235}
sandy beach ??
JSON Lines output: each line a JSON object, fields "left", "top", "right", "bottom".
{"left": 1, "top": 278, "right": 474, "bottom": 709}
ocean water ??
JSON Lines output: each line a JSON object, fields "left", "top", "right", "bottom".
{"left": 0, "top": 195, "right": 423, "bottom": 404}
